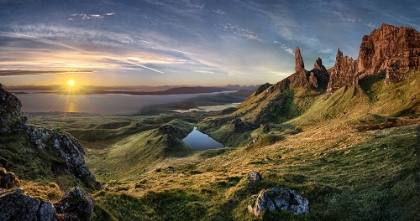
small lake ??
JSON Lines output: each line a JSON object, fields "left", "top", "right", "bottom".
{"left": 183, "top": 127, "right": 224, "bottom": 151}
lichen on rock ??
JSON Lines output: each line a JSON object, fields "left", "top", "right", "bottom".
{"left": 248, "top": 187, "right": 309, "bottom": 216}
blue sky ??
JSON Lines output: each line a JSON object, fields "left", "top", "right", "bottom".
{"left": 0, "top": 0, "right": 419, "bottom": 86}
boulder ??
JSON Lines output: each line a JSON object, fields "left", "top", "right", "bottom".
{"left": 54, "top": 186, "right": 94, "bottom": 221}
{"left": 0, "top": 187, "right": 94, "bottom": 221}
{"left": 248, "top": 187, "right": 309, "bottom": 216}
{"left": 0, "top": 167, "right": 16, "bottom": 189}
{"left": 248, "top": 171, "right": 264, "bottom": 182}
{"left": 0, "top": 189, "right": 44, "bottom": 221}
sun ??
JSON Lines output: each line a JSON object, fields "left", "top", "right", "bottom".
{"left": 68, "top": 79, "right": 75, "bottom": 87}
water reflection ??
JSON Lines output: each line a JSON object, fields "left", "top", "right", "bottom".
{"left": 183, "top": 127, "right": 223, "bottom": 151}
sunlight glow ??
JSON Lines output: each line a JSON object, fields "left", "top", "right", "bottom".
{"left": 68, "top": 79, "right": 75, "bottom": 87}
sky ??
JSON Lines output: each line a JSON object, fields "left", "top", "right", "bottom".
{"left": 0, "top": 0, "right": 419, "bottom": 87}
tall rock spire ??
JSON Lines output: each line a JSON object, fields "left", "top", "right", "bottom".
{"left": 327, "top": 49, "right": 358, "bottom": 93}
{"left": 295, "top": 47, "right": 305, "bottom": 73}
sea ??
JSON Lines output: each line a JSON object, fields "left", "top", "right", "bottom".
{"left": 13, "top": 91, "right": 236, "bottom": 115}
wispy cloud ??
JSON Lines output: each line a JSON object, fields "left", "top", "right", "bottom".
{"left": 333, "top": 11, "right": 361, "bottom": 23}
{"left": 217, "top": 23, "right": 262, "bottom": 41}
{"left": 269, "top": 71, "right": 291, "bottom": 77}
{"left": 0, "top": 70, "right": 93, "bottom": 76}
{"left": 195, "top": 70, "right": 215, "bottom": 74}
{"left": 68, "top": 13, "right": 115, "bottom": 21}
{"left": 274, "top": 41, "right": 294, "bottom": 56}
{"left": 213, "top": 9, "right": 225, "bottom": 15}
{"left": 364, "top": 22, "right": 376, "bottom": 28}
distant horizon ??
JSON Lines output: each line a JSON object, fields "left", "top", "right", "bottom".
{"left": 1, "top": 83, "right": 260, "bottom": 88}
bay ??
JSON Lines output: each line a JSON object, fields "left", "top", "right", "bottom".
{"left": 14, "top": 91, "right": 235, "bottom": 115}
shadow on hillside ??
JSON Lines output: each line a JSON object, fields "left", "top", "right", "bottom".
{"left": 416, "top": 125, "right": 420, "bottom": 166}
{"left": 358, "top": 72, "right": 386, "bottom": 102}
{"left": 93, "top": 189, "right": 205, "bottom": 221}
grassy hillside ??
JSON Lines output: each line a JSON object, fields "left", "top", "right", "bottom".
{"left": 18, "top": 71, "right": 420, "bottom": 220}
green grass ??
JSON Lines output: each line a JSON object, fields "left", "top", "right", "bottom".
{"left": 17, "top": 71, "right": 420, "bottom": 220}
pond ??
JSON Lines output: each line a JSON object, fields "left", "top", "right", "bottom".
{"left": 182, "top": 127, "right": 224, "bottom": 151}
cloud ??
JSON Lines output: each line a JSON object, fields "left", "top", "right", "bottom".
{"left": 194, "top": 70, "right": 215, "bottom": 74}
{"left": 68, "top": 13, "right": 112, "bottom": 21}
{"left": 269, "top": 71, "right": 291, "bottom": 77}
{"left": 217, "top": 23, "right": 262, "bottom": 41}
{"left": 91, "top": 14, "right": 103, "bottom": 18}
{"left": 364, "top": 22, "right": 376, "bottom": 28}
{"left": 0, "top": 28, "right": 188, "bottom": 75}
{"left": 213, "top": 9, "right": 225, "bottom": 15}
{"left": 274, "top": 41, "right": 294, "bottom": 56}
{"left": 0, "top": 70, "right": 93, "bottom": 76}
{"left": 333, "top": 11, "right": 361, "bottom": 23}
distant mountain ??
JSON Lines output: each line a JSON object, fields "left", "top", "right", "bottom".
{"left": 108, "top": 86, "right": 232, "bottom": 95}
{"left": 225, "top": 84, "right": 259, "bottom": 90}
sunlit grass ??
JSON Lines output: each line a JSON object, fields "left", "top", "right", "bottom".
{"left": 19, "top": 71, "right": 420, "bottom": 220}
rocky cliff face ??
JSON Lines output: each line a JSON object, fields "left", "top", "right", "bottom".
{"left": 0, "top": 83, "right": 27, "bottom": 134}
{"left": 327, "top": 49, "right": 358, "bottom": 93}
{"left": 358, "top": 23, "right": 420, "bottom": 76}
{"left": 0, "top": 84, "right": 99, "bottom": 220}
{"left": 0, "top": 84, "right": 100, "bottom": 189}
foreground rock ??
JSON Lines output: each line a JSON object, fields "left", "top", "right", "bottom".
{"left": 0, "top": 167, "right": 16, "bottom": 189}
{"left": 248, "top": 187, "right": 309, "bottom": 216}
{"left": 247, "top": 171, "right": 264, "bottom": 182}
{"left": 0, "top": 84, "right": 100, "bottom": 190}
{"left": 0, "top": 187, "right": 93, "bottom": 221}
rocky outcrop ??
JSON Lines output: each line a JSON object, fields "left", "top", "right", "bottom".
{"left": 289, "top": 48, "right": 330, "bottom": 91}
{"left": 25, "top": 126, "right": 100, "bottom": 189}
{"left": 0, "top": 187, "right": 94, "bottom": 221}
{"left": 308, "top": 58, "right": 330, "bottom": 91}
{"left": 0, "top": 83, "right": 27, "bottom": 134}
{"left": 327, "top": 49, "right": 358, "bottom": 93}
{"left": 295, "top": 47, "right": 305, "bottom": 73}
{"left": 248, "top": 187, "right": 309, "bottom": 217}
{"left": 157, "top": 124, "right": 188, "bottom": 138}
{"left": 54, "top": 187, "right": 94, "bottom": 220}
{"left": 227, "top": 118, "right": 253, "bottom": 132}
{"left": 0, "top": 167, "right": 16, "bottom": 189}
{"left": 0, "top": 84, "right": 100, "bottom": 190}
{"left": 253, "top": 83, "right": 272, "bottom": 96}
{"left": 248, "top": 171, "right": 264, "bottom": 182}
{"left": 358, "top": 23, "right": 420, "bottom": 77}
{"left": 321, "top": 24, "right": 420, "bottom": 92}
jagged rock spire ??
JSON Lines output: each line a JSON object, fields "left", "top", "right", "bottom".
{"left": 314, "top": 57, "right": 324, "bottom": 70}
{"left": 295, "top": 47, "right": 305, "bottom": 73}
{"left": 327, "top": 48, "right": 358, "bottom": 93}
